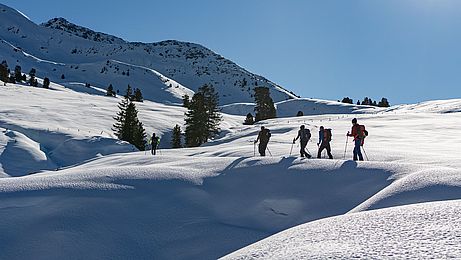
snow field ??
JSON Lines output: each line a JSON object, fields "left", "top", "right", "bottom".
{"left": 1, "top": 82, "right": 461, "bottom": 259}
{"left": 223, "top": 199, "right": 461, "bottom": 259}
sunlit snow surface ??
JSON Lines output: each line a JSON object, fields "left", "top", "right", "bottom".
{"left": 224, "top": 199, "right": 461, "bottom": 259}
{"left": 1, "top": 80, "right": 461, "bottom": 259}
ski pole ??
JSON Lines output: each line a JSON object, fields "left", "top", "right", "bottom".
{"left": 343, "top": 136, "right": 349, "bottom": 159}
{"left": 253, "top": 141, "right": 256, "bottom": 156}
{"left": 266, "top": 145, "right": 272, "bottom": 156}
{"left": 361, "top": 146, "right": 369, "bottom": 161}
{"left": 290, "top": 141, "right": 294, "bottom": 156}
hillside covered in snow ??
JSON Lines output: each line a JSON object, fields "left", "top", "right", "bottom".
{"left": 1, "top": 78, "right": 461, "bottom": 259}
{"left": 0, "top": 3, "right": 297, "bottom": 105}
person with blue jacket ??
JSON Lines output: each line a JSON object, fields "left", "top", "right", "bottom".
{"left": 317, "top": 126, "right": 333, "bottom": 159}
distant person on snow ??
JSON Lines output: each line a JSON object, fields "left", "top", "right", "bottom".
{"left": 150, "top": 133, "right": 159, "bottom": 155}
{"left": 346, "top": 118, "right": 367, "bottom": 161}
{"left": 255, "top": 126, "right": 271, "bottom": 156}
{"left": 293, "top": 125, "right": 312, "bottom": 158}
{"left": 317, "top": 126, "right": 333, "bottom": 159}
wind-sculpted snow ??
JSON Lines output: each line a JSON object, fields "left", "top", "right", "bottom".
{"left": 223, "top": 199, "right": 461, "bottom": 259}
{"left": 0, "top": 156, "right": 396, "bottom": 259}
{"left": 1, "top": 79, "right": 461, "bottom": 258}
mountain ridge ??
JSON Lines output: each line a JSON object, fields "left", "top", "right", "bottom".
{"left": 0, "top": 3, "right": 298, "bottom": 105}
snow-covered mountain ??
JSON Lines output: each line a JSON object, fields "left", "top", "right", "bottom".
{"left": 0, "top": 3, "right": 297, "bottom": 105}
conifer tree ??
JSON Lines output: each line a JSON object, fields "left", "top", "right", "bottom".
{"left": 133, "top": 88, "right": 143, "bottom": 102}
{"left": 243, "top": 113, "right": 254, "bottom": 125}
{"left": 106, "top": 84, "right": 116, "bottom": 97}
{"left": 254, "top": 86, "right": 276, "bottom": 122}
{"left": 14, "top": 65, "right": 22, "bottom": 82}
{"left": 184, "top": 84, "right": 221, "bottom": 147}
{"left": 171, "top": 124, "right": 182, "bottom": 148}
{"left": 378, "top": 97, "right": 390, "bottom": 107}
{"left": 182, "top": 94, "right": 190, "bottom": 108}
{"left": 43, "top": 77, "right": 50, "bottom": 89}
{"left": 0, "top": 60, "right": 8, "bottom": 83}
{"left": 28, "top": 68, "right": 36, "bottom": 86}
{"left": 113, "top": 86, "right": 147, "bottom": 150}
{"left": 125, "top": 84, "right": 133, "bottom": 100}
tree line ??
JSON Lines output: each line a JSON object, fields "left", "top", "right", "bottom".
{"left": 0, "top": 61, "right": 51, "bottom": 88}
{"left": 340, "top": 96, "right": 390, "bottom": 107}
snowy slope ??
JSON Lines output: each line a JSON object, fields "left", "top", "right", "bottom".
{"left": 2, "top": 79, "right": 461, "bottom": 258}
{"left": 221, "top": 98, "right": 377, "bottom": 117}
{"left": 0, "top": 3, "right": 297, "bottom": 105}
{"left": 223, "top": 199, "right": 461, "bottom": 259}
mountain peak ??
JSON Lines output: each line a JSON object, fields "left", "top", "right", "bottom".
{"left": 41, "top": 17, "right": 126, "bottom": 44}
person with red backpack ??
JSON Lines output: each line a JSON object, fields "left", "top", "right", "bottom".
{"left": 317, "top": 126, "right": 333, "bottom": 159}
{"left": 346, "top": 118, "right": 367, "bottom": 161}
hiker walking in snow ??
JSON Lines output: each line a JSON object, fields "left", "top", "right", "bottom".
{"left": 150, "top": 133, "right": 159, "bottom": 155}
{"left": 346, "top": 118, "right": 367, "bottom": 161}
{"left": 293, "top": 125, "right": 312, "bottom": 158}
{"left": 317, "top": 126, "right": 333, "bottom": 159}
{"left": 255, "top": 126, "right": 271, "bottom": 156}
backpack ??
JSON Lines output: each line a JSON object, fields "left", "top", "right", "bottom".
{"left": 358, "top": 125, "right": 368, "bottom": 139}
{"left": 300, "top": 129, "right": 311, "bottom": 141}
{"left": 261, "top": 129, "right": 271, "bottom": 142}
{"left": 324, "top": 128, "right": 332, "bottom": 142}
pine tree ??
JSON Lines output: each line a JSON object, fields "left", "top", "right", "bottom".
{"left": 341, "top": 97, "right": 353, "bottom": 104}
{"left": 254, "top": 86, "right": 276, "bottom": 122}
{"left": 125, "top": 84, "right": 133, "bottom": 100}
{"left": 113, "top": 86, "right": 147, "bottom": 150}
{"left": 133, "top": 88, "right": 143, "bottom": 102}
{"left": 106, "top": 84, "right": 116, "bottom": 97}
{"left": 243, "top": 113, "right": 254, "bottom": 125}
{"left": 182, "top": 94, "right": 190, "bottom": 108}
{"left": 43, "top": 77, "right": 50, "bottom": 89}
{"left": 378, "top": 97, "right": 390, "bottom": 107}
{"left": 0, "top": 60, "right": 8, "bottom": 83}
{"left": 61, "top": 74, "right": 65, "bottom": 79}
{"left": 184, "top": 84, "right": 221, "bottom": 147}
{"left": 171, "top": 124, "right": 182, "bottom": 148}
{"left": 14, "top": 65, "right": 22, "bottom": 82}
{"left": 296, "top": 111, "right": 304, "bottom": 117}
{"left": 28, "top": 68, "right": 36, "bottom": 86}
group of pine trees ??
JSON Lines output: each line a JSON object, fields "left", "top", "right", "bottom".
{"left": 113, "top": 84, "right": 222, "bottom": 150}
{"left": 341, "top": 96, "right": 390, "bottom": 107}
{"left": 107, "top": 84, "right": 143, "bottom": 101}
{"left": 0, "top": 61, "right": 50, "bottom": 88}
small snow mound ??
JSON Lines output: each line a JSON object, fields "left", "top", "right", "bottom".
{"left": 49, "top": 136, "right": 136, "bottom": 167}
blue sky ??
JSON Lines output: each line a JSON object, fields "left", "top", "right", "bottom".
{"left": 3, "top": 0, "right": 461, "bottom": 104}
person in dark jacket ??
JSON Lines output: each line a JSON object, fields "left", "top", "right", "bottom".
{"left": 317, "top": 126, "right": 333, "bottom": 159}
{"left": 255, "top": 126, "right": 271, "bottom": 156}
{"left": 151, "top": 133, "right": 159, "bottom": 155}
{"left": 347, "top": 118, "right": 364, "bottom": 161}
{"left": 293, "top": 125, "right": 311, "bottom": 158}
